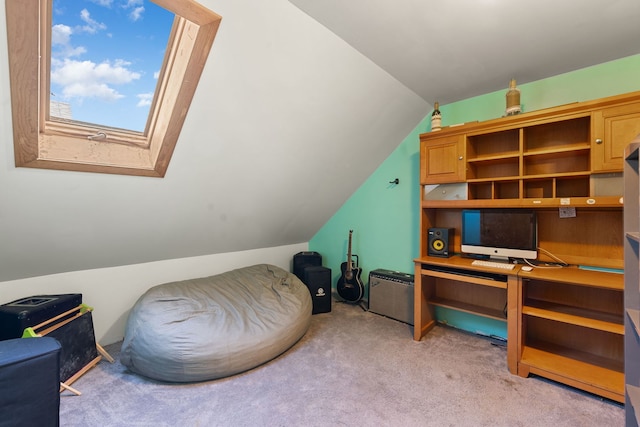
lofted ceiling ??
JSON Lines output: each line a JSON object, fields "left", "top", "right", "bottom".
{"left": 289, "top": 0, "right": 640, "bottom": 105}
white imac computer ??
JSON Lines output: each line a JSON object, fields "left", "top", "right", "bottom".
{"left": 461, "top": 209, "right": 538, "bottom": 262}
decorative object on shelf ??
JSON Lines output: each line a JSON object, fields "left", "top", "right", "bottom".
{"left": 431, "top": 101, "right": 441, "bottom": 131}
{"left": 505, "top": 79, "right": 521, "bottom": 116}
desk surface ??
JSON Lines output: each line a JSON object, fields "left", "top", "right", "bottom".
{"left": 414, "top": 255, "right": 623, "bottom": 290}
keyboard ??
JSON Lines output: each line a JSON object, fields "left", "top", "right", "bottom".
{"left": 471, "top": 260, "right": 515, "bottom": 270}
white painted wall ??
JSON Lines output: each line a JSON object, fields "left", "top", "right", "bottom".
{"left": 0, "top": 0, "right": 428, "bottom": 282}
{"left": 0, "top": 243, "right": 307, "bottom": 345}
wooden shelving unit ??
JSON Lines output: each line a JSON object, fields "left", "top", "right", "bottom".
{"left": 624, "top": 139, "right": 640, "bottom": 424}
{"left": 517, "top": 268, "right": 624, "bottom": 402}
{"left": 415, "top": 91, "right": 640, "bottom": 404}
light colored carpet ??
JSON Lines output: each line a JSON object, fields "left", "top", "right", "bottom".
{"left": 60, "top": 301, "right": 624, "bottom": 426}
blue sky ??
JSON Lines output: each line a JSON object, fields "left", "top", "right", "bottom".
{"left": 50, "top": 0, "right": 174, "bottom": 132}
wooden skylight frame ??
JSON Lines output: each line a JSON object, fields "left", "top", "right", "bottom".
{"left": 5, "top": 0, "right": 221, "bottom": 177}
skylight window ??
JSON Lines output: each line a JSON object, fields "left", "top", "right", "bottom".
{"left": 49, "top": 0, "right": 174, "bottom": 133}
{"left": 6, "top": 0, "right": 221, "bottom": 177}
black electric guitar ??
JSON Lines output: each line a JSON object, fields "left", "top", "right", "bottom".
{"left": 337, "top": 230, "right": 364, "bottom": 303}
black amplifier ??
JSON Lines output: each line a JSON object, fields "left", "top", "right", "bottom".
{"left": 293, "top": 251, "right": 322, "bottom": 280}
{"left": 368, "top": 269, "right": 414, "bottom": 325}
{"left": 0, "top": 294, "right": 83, "bottom": 341}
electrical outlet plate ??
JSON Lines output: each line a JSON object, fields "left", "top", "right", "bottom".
{"left": 559, "top": 207, "right": 576, "bottom": 218}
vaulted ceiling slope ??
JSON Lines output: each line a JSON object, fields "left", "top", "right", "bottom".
{"left": 1, "top": 0, "right": 640, "bottom": 282}
{"left": 0, "top": 0, "right": 427, "bottom": 281}
{"left": 289, "top": 0, "right": 640, "bottom": 104}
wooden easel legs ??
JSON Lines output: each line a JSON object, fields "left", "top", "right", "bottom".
{"left": 60, "top": 382, "right": 82, "bottom": 396}
{"left": 97, "top": 343, "right": 115, "bottom": 364}
{"left": 23, "top": 303, "right": 116, "bottom": 396}
{"left": 60, "top": 345, "right": 114, "bottom": 395}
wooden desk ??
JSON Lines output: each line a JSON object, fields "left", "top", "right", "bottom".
{"left": 413, "top": 256, "right": 624, "bottom": 402}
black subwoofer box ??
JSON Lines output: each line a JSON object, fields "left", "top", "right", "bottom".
{"left": 293, "top": 251, "right": 322, "bottom": 280}
{"left": 0, "top": 294, "right": 83, "bottom": 341}
{"left": 302, "top": 265, "right": 332, "bottom": 314}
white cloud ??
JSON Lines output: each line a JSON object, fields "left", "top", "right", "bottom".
{"left": 63, "top": 82, "right": 124, "bottom": 102}
{"left": 124, "top": 0, "right": 144, "bottom": 7}
{"left": 90, "top": 0, "right": 113, "bottom": 6}
{"left": 52, "top": 24, "right": 72, "bottom": 46}
{"left": 136, "top": 93, "right": 154, "bottom": 107}
{"left": 51, "top": 24, "right": 87, "bottom": 58}
{"left": 122, "top": 0, "right": 145, "bottom": 21}
{"left": 129, "top": 6, "right": 145, "bottom": 21}
{"left": 51, "top": 58, "right": 141, "bottom": 102}
{"left": 79, "top": 9, "right": 107, "bottom": 34}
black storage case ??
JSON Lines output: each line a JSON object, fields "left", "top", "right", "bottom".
{"left": 0, "top": 294, "right": 83, "bottom": 341}
{"left": 293, "top": 251, "right": 322, "bottom": 280}
{"left": 302, "top": 265, "right": 332, "bottom": 314}
{"left": 0, "top": 337, "right": 62, "bottom": 427}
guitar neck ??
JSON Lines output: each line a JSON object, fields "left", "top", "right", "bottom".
{"left": 346, "top": 230, "right": 353, "bottom": 272}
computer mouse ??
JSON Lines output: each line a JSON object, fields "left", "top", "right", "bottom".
{"left": 521, "top": 266, "right": 533, "bottom": 272}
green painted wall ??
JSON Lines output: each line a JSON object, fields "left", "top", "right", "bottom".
{"left": 309, "top": 54, "right": 640, "bottom": 338}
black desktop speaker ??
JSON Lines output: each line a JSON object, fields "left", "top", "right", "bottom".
{"left": 427, "top": 227, "right": 454, "bottom": 257}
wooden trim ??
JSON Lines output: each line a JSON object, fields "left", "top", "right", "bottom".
{"left": 6, "top": 0, "right": 222, "bottom": 177}
{"left": 6, "top": 0, "right": 40, "bottom": 167}
{"left": 506, "top": 275, "right": 518, "bottom": 374}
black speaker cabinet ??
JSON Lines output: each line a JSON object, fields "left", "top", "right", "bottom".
{"left": 0, "top": 294, "right": 83, "bottom": 341}
{"left": 302, "top": 266, "right": 331, "bottom": 314}
{"left": 293, "top": 251, "right": 322, "bottom": 280}
{"left": 427, "top": 227, "right": 454, "bottom": 257}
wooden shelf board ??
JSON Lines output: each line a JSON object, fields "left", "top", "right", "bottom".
{"left": 422, "top": 196, "right": 624, "bottom": 209}
{"left": 422, "top": 269, "right": 507, "bottom": 289}
{"left": 467, "top": 176, "right": 519, "bottom": 183}
{"left": 523, "top": 145, "right": 590, "bottom": 156}
{"left": 522, "top": 171, "right": 591, "bottom": 180}
{"left": 520, "top": 266, "right": 624, "bottom": 290}
{"left": 522, "top": 340, "right": 623, "bottom": 372}
{"left": 523, "top": 302, "right": 623, "bottom": 334}
{"left": 430, "top": 297, "right": 507, "bottom": 322}
{"left": 520, "top": 345, "right": 624, "bottom": 398}
{"left": 417, "top": 257, "right": 510, "bottom": 284}
{"left": 467, "top": 153, "right": 520, "bottom": 163}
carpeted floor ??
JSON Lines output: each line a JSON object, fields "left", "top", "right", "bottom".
{"left": 60, "top": 301, "right": 624, "bottom": 426}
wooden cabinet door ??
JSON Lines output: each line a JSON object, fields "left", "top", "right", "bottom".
{"left": 592, "top": 103, "right": 640, "bottom": 172}
{"left": 420, "top": 134, "right": 465, "bottom": 184}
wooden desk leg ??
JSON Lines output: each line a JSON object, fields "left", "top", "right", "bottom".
{"left": 413, "top": 263, "right": 435, "bottom": 341}
{"left": 506, "top": 275, "right": 518, "bottom": 374}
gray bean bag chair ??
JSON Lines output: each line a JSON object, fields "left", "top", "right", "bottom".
{"left": 120, "top": 264, "right": 312, "bottom": 382}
